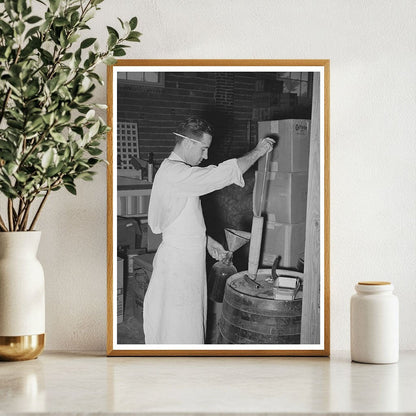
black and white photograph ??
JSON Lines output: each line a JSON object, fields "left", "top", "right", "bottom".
{"left": 107, "top": 61, "right": 329, "bottom": 356}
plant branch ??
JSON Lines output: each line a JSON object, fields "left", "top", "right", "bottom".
{"left": 15, "top": 199, "right": 29, "bottom": 231}
{"left": 14, "top": 199, "right": 23, "bottom": 231}
{"left": 29, "top": 189, "right": 50, "bottom": 231}
{"left": 7, "top": 199, "right": 14, "bottom": 231}
{"left": 20, "top": 199, "right": 33, "bottom": 231}
{"left": 0, "top": 213, "right": 8, "bottom": 232}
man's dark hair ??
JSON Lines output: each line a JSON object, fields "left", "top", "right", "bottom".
{"left": 174, "top": 117, "right": 213, "bottom": 143}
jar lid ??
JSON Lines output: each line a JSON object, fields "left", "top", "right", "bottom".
{"left": 358, "top": 281, "right": 391, "bottom": 285}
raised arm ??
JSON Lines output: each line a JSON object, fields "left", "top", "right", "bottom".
{"left": 237, "top": 137, "right": 275, "bottom": 174}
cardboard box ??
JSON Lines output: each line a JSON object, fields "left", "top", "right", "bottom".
{"left": 117, "top": 257, "right": 124, "bottom": 324}
{"left": 261, "top": 221, "right": 306, "bottom": 268}
{"left": 254, "top": 171, "right": 308, "bottom": 223}
{"left": 258, "top": 119, "right": 310, "bottom": 172}
{"left": 123, "top": 253, "right": 155, "bottom": 315}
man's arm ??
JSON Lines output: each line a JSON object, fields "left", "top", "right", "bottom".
{"left": 237, "top": 137, "right": 275, "bottom": 174}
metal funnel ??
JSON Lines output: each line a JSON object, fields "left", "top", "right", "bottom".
{"left": 225, "top": 228, "right": 251, "bottom": 253}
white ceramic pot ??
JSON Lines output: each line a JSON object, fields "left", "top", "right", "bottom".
{"left": 0, "top": 231, "right": 45, "bottom": 360}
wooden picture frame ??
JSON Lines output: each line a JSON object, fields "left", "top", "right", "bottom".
{"left": 107, "top": 60, "right": 330, "bottom": 356}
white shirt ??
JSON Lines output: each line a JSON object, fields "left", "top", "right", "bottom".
{"left": 148, "top": 152, "right": 245, "bottom": 234}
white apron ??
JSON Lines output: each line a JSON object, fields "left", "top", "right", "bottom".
{"left": 143, "top": 196, "right": 207, "bottom": 344}
{"left": 143, "top": 152, "right": 244, "bottom": 344}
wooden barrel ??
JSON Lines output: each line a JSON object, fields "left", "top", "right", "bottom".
{"left": 218, "top": 269, "right": 302, "bottom": 344}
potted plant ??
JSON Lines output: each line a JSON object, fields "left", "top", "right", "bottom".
{"left": 0, "top": 0, "right": 140, "bottom": 360}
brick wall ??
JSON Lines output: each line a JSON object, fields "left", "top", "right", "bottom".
{"left": 117, "top": 71, "right": 305, "bottom": 165}
{"left": 117, "top": 71, "right": 312, "bottom": 269}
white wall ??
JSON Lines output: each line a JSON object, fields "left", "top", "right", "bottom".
{"left": 36, "top": 0, "right": 416, "bottom": 351}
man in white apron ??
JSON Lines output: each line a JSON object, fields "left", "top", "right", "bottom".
{"left": 143, "top": 117, "right": 274, "bottom": 344}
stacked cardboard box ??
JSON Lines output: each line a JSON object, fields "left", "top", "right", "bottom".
{"left": 256, "top": 119, "right": 310, "bottom": 268}
{"left": 117, "top": 257, "right": 124, "bottom": 324}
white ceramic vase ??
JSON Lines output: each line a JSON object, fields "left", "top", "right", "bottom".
{"left": 0, "top": 231, "right": 45, "bottom": 360}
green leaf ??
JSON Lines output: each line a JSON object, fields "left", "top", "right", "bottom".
{"left": 7, "top": 119, "right": 24, "bottom": 129}
{"left": 103, "top": 56, "right": 117, "bottom": 65}
{"left": 61, "top": 52, "right": 72, "bottom": 61}
{"left": 50, "top": 131, "right": 67, "bottom": 143}
{"left": 74, "top": 148, "right": 83, "bottom": 159}
{"left": 24, "top": 25, "right": 40, "bottom": 39}
{"left": 45, "top": 165, "right": 62, "bottom": 177}
{"left": 116, "top": 17, "right": 125, "bottom": 29}
{"left": 126, "top": 32, "right": 141, "bottom": 42}
{"left": 77, "top": 171, "right": 95, "bottom": 181}
{"left": 0, "top": 20, "right": 13, "bottom": 35}
{"left": 42, "top": 112, "right": 54, "bottom": 125}
{"left": 70, "top": 11, "right": 80, "bottom": 26}
{"left": 88, "top": 120, "right": 100, "bottom": 138}
{"left": 17, "top": 0, "right": 26, "bottom": 13}
{"left": 41, "top": 148, "right": 54, "bottom": 169}
{"left": 129, "top": 17, "right": 138, "bottom": 30}
{"left": 85, "top": 109, "right": 95, "bottom": 120}
{"left": 83, "top": 8, "right": 95, "bottom": 23}
{"left": 48, "top": 76, "right": 59, "bottom": 92}
{"left": 5, "top": 162, "right": 18, "bottom": 176}
{"left": 23, "top": 83, "right": 39, "bottom": 98}
{"left": 26, "top": 15, "right": 42, "bottom": 24}
{"left": 49, "top": 0, "right": 59, "bottom": 13}
{"left": 80, "top": 37, "right": 96, "bottom": 49}
{"left": 106, "top": 26, "right": 119, "bottom": 38}
{"left": 64, "top": 183, "right": 76, "bottom": 195}
{"left": 107, "top": 33, "right": 117, "bottom": 49}
{"left": 22, "top": 4, "right": 32, "bottom": 17}
{"left": 54, "top": 17, "right": 69, "bottom": 27}
{"left": 0, "top": 183, "right": 18, "bottom": 198}
{"left": 87, "top": 158, "right": 100, "bottom": 166}
{"left": 75, "top": 93, "right": 93, "bottom": 104}
{"left": 4, "top": 1, "right": 16, "bottom": 19}
{"left": 16, "top": 21, "right": 25, "bottom": 35}
{"left": 87, "top": 147, "right": 102, "bottom": 156}
{"left": 25, "top": 117, "right": 44, "bottom": 133}
{"left": 63, "top": 146, "right": 70, "bottom": 159}
{"left": 14, "top": 171, "right": 28, "bottom": 183}
{"left": 59, "top": 29, "right": 67, "bottom": 47}
{"left": 113, "top": 47, "right": 126, "bottom": 57}
{"left": 68, "top": 33, "right": 80, "bottom": 44}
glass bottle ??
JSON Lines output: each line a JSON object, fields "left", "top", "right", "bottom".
{"left": 208, "top": 252, "right": 237, "bottom": 303}
{"left": 147, "top": 152, "right": 154, "bottom": 183}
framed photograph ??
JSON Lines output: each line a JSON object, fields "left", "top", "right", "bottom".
{"left": 107, "top": 60, "right": 330, "bottom": 356}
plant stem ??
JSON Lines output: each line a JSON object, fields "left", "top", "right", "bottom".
{"left": 14, "top": 199, "right": 27, "bottom": 231}
{"left": 0, "top": 214, "right": 8, "bottom": 232}
{"left": 29, "top": 189, "right": 50, "bottom": 231}
{"left": 20, "top": 200, "right": 33, "bottom": 231}
{"left": 7, "top": 199, "right": 14, "bottom": 231}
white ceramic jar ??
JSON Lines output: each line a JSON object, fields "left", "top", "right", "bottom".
{"left": 350, "top": 281, "right": 399, "bottom": 364}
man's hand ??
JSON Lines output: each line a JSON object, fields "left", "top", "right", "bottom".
{"left": 255, "top": 137, "right": 275, "bottom": 157}
{"left": 207, "top": 236, "right": 228, "bottom": 261}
